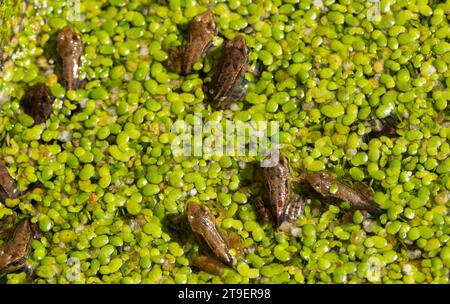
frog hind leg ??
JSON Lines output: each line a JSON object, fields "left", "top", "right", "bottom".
{"left": 0, "top": 211, "right": 16, "bottom": 238}
{"left": 352, "top": 182, "right": 383, "bottom": 215}
{"left": 0, "top": 189, "right": 8, "bottom": 205}
{"left": 30, "top": 221, "right": 45, "bottom": 240}
{"left": 227, "top": 231, "right": 244, "bottom": 261}
{"left": 167, "top": 47, "right": 183, "bottom": 74}
{"left": 254, "top": 196, "right": 273, "bottom": 224}
{"left": 216, "top": 93, "right": 242, "bottom": 110}
{"left": 194, "top": 254, "right": 226, "bottom": 276}
{"left": 217, "top": 70, "right": 249, "bottom": 109}
{"left": 23, "top": 263, "right": 36, "bottom": 283}
{"left": 228, "top": 73, "right": 248, "bottom": 103}
{"left": 353, "top": 182, "right": 374, "bottom": 201}
{"left": 247, "top": 59, "right": 263, "bottom": 77}
{"left": 341, "top": 210, "right": 355, "bottom": 224}
{"left": 283, "top": 195, "right": 304, "bottom": 224}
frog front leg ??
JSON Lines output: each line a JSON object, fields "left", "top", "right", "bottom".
{"left": 226, "top": 74, "right": 248, "bottom": 104}
{"left": 214, "top": 68, "right": 249, "bottom": 109}
{"left": 254, "top": 196, "right": 273, "bottom": 224}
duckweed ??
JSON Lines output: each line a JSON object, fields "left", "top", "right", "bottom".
{"left": 0, "top": 0, "right": 449, "bottom": 285}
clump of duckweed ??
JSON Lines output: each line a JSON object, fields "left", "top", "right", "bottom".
{"left": 0, "top": 0, "right": 449, "bottom": 284}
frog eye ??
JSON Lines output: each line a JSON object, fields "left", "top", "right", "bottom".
{"left": 10, "top": 256, "right": 27, "bottom": 267}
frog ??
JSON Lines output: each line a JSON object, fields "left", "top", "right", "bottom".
{"left": 186, "top": 201, "right": 234, "bottom": 265}
{"left": 0, "top": 219, "right": 34, "bottom": 278}
{"left": 303, "top": 170, "right": 383, "bottom": 215}
{"left": 56, "top": 25, "right": 83, "bottom": 91}
{"left": 185, "top": 201, "right": 239, "bottom": 275}
{"left": 0, "top": 163, "right": 20, "bottom": 203}
{"left": 21, "top": 83, "right": 54, "bottom": 125}
{"left": 255, "top": 153, "right": 304, "bottom": 226}
{"left": 208, "top": 35, "right": 249, "bottom": 109}
{"left": 168, "top": 10, "right": 217, "bottom": 75}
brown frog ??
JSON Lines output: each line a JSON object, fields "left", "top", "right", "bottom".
{"left": 304, "top": 170, "right": 383, "bottom": 215}
{"left": 168, "top": 10, "right": 217, "bottom": 75}
{"left": 56, "top": 25, "right": 83, "bottom": 91}
{"left": 0, "top": 219, "right": 34, "bottom": 277}
{"left": 21, "top": 83, "right": 54, "bottom": 124}
{"left": 186, "top": 202, "right": 234, "bottom": 265}
{"left": 0, "top": 163, "right": 20, "bottom": 203}
{"left": 255, "top": 154, "right": 303, "bottom": 226}
{"left": 208, "top": 35, "right": 249, "bottom": 109}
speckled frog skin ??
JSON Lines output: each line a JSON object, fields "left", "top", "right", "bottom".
{"left": 0, "top": 220, "right": 33, "bottom": 277}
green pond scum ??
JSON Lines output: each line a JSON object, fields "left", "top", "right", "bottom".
{"left": 0, "top": 0, "right": 449, "bottom": 284}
